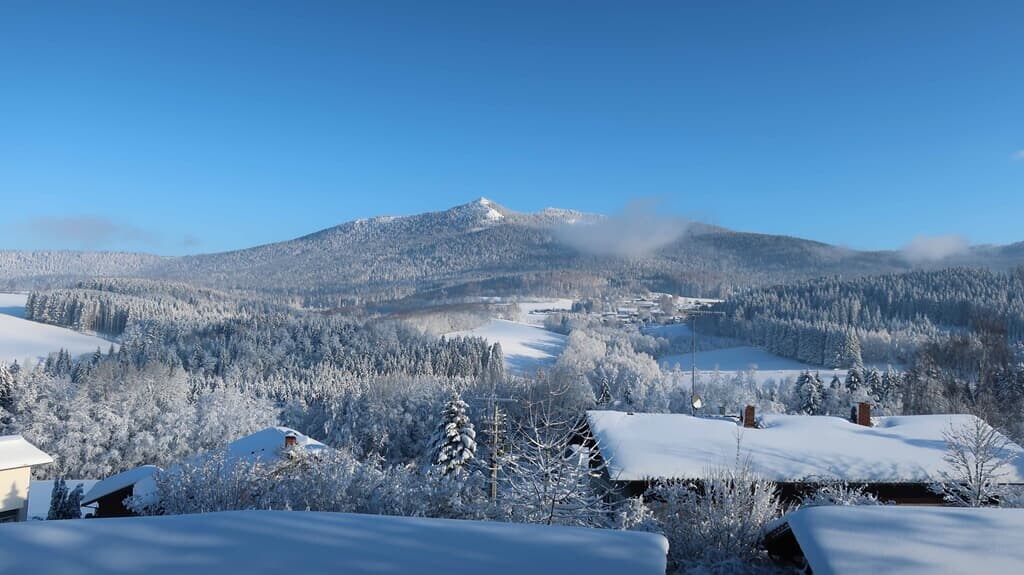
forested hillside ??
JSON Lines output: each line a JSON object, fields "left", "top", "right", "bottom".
{"left": 707, "top": 267, "right": 1024, "bottom": 365}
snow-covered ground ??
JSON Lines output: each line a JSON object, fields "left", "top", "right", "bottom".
{"left": 449, "top": 318, "right": 567, "bottom": 375}
{"left": 27, "top": 480, "right": 100, "bottom": 520}
{"left": 782, "top": 506, "right": 1024, "bottom": 575}
{"left": 0, "top": 510, "right": 669, "bottom": 574}
{"left": 0, "top": 293, "right": 112, "bottom": 364}
{"left": 649, "top": 323, "right": 854, "bottom": 384}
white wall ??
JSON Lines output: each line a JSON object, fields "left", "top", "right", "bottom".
{"left": 0, "top": 466, "right": 31, "bottom": 521}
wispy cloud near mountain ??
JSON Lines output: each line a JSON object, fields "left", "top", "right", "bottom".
{"left": 901, "top": 234, "right": 970, "bottom": 263}
{"left": 554, "top": 200, "right": 689, "bottom": 258}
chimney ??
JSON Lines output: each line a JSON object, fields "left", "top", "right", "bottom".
{"left": 284, "top": 432, "right": 298, "bottom": 447}
{"left": 853, "top": 402, "right": 871, "bottom": 427}
{"left": 743, "top": 405, "right": 756, "bottom": 428}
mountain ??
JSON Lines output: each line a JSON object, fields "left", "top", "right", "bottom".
{"left": 2, "top": 198, "right": 1022, "bottom": 305}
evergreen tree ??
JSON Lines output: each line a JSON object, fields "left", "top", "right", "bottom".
{"left": 845, "top": 368, "right": 864, "bottom": 395}
{"left": 47, "top": 478, "right": 83, "bottom": 520}
{"left": 430, "top": 392, "right": 477, "bottom": 476}
{"left": 796, "top": 371, "right": 823, "bottom": 415}
{"left": 865, "top": 368, "right": 883, "bottom": 400}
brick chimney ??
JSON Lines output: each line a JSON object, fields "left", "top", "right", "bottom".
{"left": 853, "top": 402, "right": 871, "bottom": 427}
{"left": 742, "top": 405, "right": 756, "bottom": 428}
{"left": 284, "top": 432, "right": 298, "bottom": 447}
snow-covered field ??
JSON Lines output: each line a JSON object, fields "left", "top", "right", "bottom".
{"left": 514, "top": 298, "right": 573, "bottom": 326}
{"left": 27, "top": 480, "right": 100, "bottom": 520}
{"left": 661, "top": 346, "right": 822, "bottom": 375}
{"left": 450, "top": 318, "right": 567, "bottom": 375}
{"left": 0, "top": 293, "right": 112, "bottom": 364}
{"left": 0, "top": 510, "right": 669, "bottom": 574}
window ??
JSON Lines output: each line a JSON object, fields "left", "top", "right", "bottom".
{"left": 0, "top": 509, "right": 19, "bottom": 523}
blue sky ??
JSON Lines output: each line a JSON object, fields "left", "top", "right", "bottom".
{"left": 1, "top": 1, "right": 1022, "bottom": 255}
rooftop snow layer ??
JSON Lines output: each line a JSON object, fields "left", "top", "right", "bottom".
{"left": 81, "top": 465, "right": 159, "bottom": 506}
{"left": 586, "top": 411, "right": 1024, "bottom": 483}
{"left": 0, "top": 434, "right": 53, "bottom": 472}
{"left": 783, "top": 506, "right": 1024, "bottom": 575}
{"left": 223, "top": 426, "right": 328, "bottom": 462}
{"left": 0, "top": 510, "right": 669, "bottom": 575}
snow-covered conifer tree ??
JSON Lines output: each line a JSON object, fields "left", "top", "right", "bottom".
{"left": 430, "top": 392, "right": 477, "bottom": 476}
{"left": 796, "top": 371, "right": 823, "bottom": 415}
{"left": 46, "top": 478, "right": 67, "bottom": 520}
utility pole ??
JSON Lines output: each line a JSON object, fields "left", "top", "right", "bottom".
{"left": 473, "top": 395, "right": 517, "bottom": 504}
{"left": 684, "top": 308, "right": 724, "bottom": 414}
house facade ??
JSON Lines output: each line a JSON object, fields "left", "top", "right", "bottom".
{"left": 0, "top": 435, "right": 53, "bottom": 522}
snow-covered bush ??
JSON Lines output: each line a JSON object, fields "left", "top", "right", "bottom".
{"left": 999, "top": 486, "right": 1024, "bottom": 508}
{"left": 799, "top": 482, "right": 881, "bottom": 507}
{"left": 129, "top": 445, "right": 491, "bottom": 520}
{"left": 647, "top": 465, "right": 781, "bottom": 572}
{"left": 615, "top": 496, "right": 661, "bottom": 534}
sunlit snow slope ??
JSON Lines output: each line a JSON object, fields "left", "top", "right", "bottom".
{"left": 0, "top": 293, "right": 112, "bottom": 363}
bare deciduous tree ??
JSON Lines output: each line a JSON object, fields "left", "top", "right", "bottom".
{"left": 932, "top": 417, "right": 1018, "bottom": 507}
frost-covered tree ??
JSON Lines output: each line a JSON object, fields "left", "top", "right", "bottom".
{"left": 844, "top": 368, "right": 863, "bottom": 395}
{"left": 800, "top": 481, "right": 881, "bottom": 507}
{"left": 46, "top": 479, "right": 83, "bottom": 520}
{"left": 429, "top": 392, "right": 477, "bottom": 476}
{"left": 823, "top": 373, "right": 847, "bottom": 415}
{"left": 503, "top": 399, "right": 611, "bottom": 527}
{"left": 932, "top": 418, "right": 1019, "bottom": 507}
{"left": 796, "top": 371, "right": 824, "bottom": 415}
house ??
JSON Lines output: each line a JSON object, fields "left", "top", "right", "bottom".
{"left": 584, "top": 407, "right": 1024, "bottom": 504}
{"left": 0, "top": 435, "right": 53, "bottom": 523}
{"left": 764, "top": 506, "right": 1024, "bottom": 574}
{"left": 0, "top": 509, "right": 668, "bottom": 574}
{"left": 81, "top": 465, "right": 160, "bottom": 518}
{"left": 82, "top": 427, "right": 327, "bottom": 517}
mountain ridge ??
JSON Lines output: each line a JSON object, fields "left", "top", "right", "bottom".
{"left": 2, "top": 198, "right": 1022, "bottom": 304}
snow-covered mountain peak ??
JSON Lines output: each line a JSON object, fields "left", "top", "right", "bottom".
{"left": 442, "top": 198, "right": 507, "bottom": 228}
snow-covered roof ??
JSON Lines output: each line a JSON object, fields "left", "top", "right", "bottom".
{"left": 81, "top": 465, "right": 159, "bottom": 506}
{"left": 221, "top": 426, "right": 328, "bottom": 463}
{"left": 0, "top": 434, "right": 53, "bottom": 472}
{"left": 0, "top": 510, "right": 668, "bottom": 575}
{"left": 585, "top": 411, "right": 1024, "bottom": 483}
{"left": 781, "top": 506, "right": 1024, "bottom": 575}
{"left": 82, "top": 427, "right": 326, "bottom": 507}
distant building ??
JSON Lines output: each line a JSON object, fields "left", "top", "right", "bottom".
{"left": 82, "top": 427, "right": 328, "bottom": 517}
{"left": 0, "top": 435, "right": 53, "bottom": 522}
{"left": 81, "top": 465, "right": 160, "bottom": 518}
{"left": 583, "top": 408, "right": 1024, "bottom": 504}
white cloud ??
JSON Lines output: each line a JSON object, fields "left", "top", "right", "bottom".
{"left": 1013, "top": 150, "right": 1024, "bottom": 161}
{"left": 901, "top": 234, "right": 970, "bottom": 263}
{"left": 20, "top": 215, "right": 158, "bottom": 249}
{"left": 554, "top": 199, "right": 688, "bottom": 258}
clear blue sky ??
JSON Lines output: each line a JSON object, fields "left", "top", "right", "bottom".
{"left": 2, "top": 1, "right": 1022, "bottom": 255}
